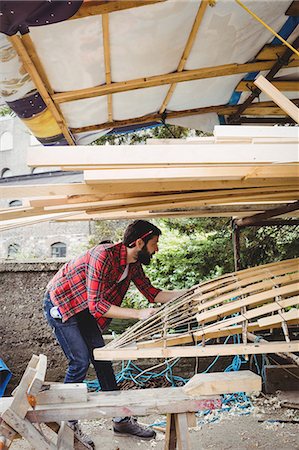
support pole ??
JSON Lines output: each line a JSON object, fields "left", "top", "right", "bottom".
{"left": 232, "top": 220, "right": 241, "bottom": 271}
{"left": 235, "top": 201, "right": 299, "bottom": 228}
{"left": 227, "top": 35, "right": 299, "bottom": 124}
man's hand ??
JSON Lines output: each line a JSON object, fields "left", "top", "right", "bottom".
{"left": 138, "top": 308, "right": 157, "bottom": 321}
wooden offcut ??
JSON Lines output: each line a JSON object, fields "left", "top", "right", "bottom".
{"left": 183, "top": 371, "right": 261, "bottom": 396}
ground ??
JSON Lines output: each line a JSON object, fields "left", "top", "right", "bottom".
{"left": 10, "top": 394, "right": 299, "bottom": 450}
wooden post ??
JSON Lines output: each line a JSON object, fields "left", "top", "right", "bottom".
{"left": 232, "top": 220, "right": 241, "bottom": 271}
{"left": 164, "top": 413, "right": 177, "bottom": 450}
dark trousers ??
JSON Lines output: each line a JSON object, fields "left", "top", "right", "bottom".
{"left": 43, "top": 292, "right": 118, "bottom": 391}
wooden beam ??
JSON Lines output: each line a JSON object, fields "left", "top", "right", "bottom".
{"left": 27, "top": 144, "right": 299, "bottom": 168}
{"left": 8, "top": 36, "right": 75, "bottom": 146}
{"left": 69, "top": 99, "right": 299, "bottom": 134}
{"left": 70, "top": 0, "right": 166, "bottom": 20}
{"left": 285, "top": 1, "right": 299, "bottom": 16}
{"left": 52, "top": 60, "right": 299, "bottom": 104}
{"left": 256, "top": 44, "right": 299, "bottom": 61}
{"left": 235, "top": 80, "right": 299, "bottom": 92}
{"left": 137, "top": 320, "right": 299, "bottom": 349}
{"left": 159, "top": 0, "right": 209, "bottom": 114}
{"left": 42, "top": 187, "right": 299, "bottom": 213}
{"left": 0, "top": 178, "right": 297, "bottom": 199}
{"left": 235, "top": 201, "right": 299, "bottom": 227}
{"left": 84, "top": 166, "right": 299, "bottom": 183}
{"left": 254, "top": 75, "right": 299, "bottom": 123}
{"left": 93, "top": 341, "right": 299, "bottom": 361}
{"left": 102, "top": 14, "right": 113, "bottom": 122}
{"left": 182, "top": 371, "right": 261, "bottom": 396}
{"left": 214, "top": 125, "right": 299, "bottom": 139}
{"left": 228, "top": 35, "right": 299, "bottom": 124}
{"left": 0, "top": 390, "right": 222, "bottom": 423}
{"left": 21, "top": 34, "right": 54, "bottom": 96}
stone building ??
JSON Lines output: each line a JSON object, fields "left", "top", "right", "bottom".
{"left": 0, "top": 115, "right": 94, "bottom": 260}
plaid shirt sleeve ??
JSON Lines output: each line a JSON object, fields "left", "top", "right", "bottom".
{"left": 86, "top": 250, "right": 115, "bottom": 319}
{"left": 131, "top": 263, "right": 161, "bottom": 303}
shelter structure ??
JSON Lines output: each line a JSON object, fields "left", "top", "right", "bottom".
{"left": 0, "top": 0, "right": 298, "bottom": 230}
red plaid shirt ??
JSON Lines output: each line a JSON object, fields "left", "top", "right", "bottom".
{"left": 48, "top": 242, "right": 161, "bottom": 330}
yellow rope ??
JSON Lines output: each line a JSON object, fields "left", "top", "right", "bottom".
{"left": 235, "top": 0, "right": 299, "bottom": 58}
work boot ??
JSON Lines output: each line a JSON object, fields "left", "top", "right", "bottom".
{"left": 67, "top": 421, "right": 95, "bottom": 449}
{"left": 113, "top": 417, "right": 156, "bottom": 440}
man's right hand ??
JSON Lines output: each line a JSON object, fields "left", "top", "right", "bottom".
{"left": 138, "top": 308, "right": 157, "bottom": 321}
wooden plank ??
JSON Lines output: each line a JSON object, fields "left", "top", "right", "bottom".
{"left": 70, "top": 98, "right": 299, "bottom": 134}
{"left": 186, "top": 412, "right": 197, "bottom": 428}
{"left": 196, "top": 273, "right": 299, "bottom": 319}
{"left": 175, "top": 413, "right": 191, "bottom": 450}
{"left": 257, "top": 309, "right": 299, "bottom": 327}
{"left": 196, "top": 292, "right": 299, "bottom": 326}
{"left": 8, "top": 36, "right": 75, "bottom": 145}
{"left": 214, "top": 125, "right": 299, "bottom": 139}
{"left": 254, "top": 75, "right": 299, "bottom": 123}
{"left": 164, "top": 414, "right": 177, "bottom": 450}
{"left": 93, "top": 341, "right": 299, "bottom": 361}
{"left": 285, "top": 1, "right": 299, "bottom": 16}
{"left": 83, "top": 166, "right": 299, "bottom": 183}
{"left": 1, "top": 409, "right": 56, "bottom": 450}
{"left": 28, "top": 354, "right": 47, "bottom": 398}
{"left": 57, "top": 422, "right": 74, "bottom": 450}
{"left": 27, "top": 145, "right": 299, "bottom": 168}
{"left": 41, "top": 187, "right": 299, "bottom": 213}
{"left": 236, "top": 80, "right": 299, "bottom": 92}
{"left": 137, "top": 319, "right": 299, "bottom": 349}
{"left": 52, "top": 60, "right": 299, "bottom": 103}
{"left": 36, "top": 383, "right": 87, "bottom": 405}
{"left": 1, "top": 179, "right": 297, "bottom": 199}
{"left": 102, "top": 14, "right": 113, "bottom": 122}
{"left": 70, "top": 0, "right": 165, "bottom": 19}
{"left": 256, "top": 44, "right": 299, "bottom": 61}
{"left": 159, "top": 0, "right": 209, "bottom": 113}
{"left": 183, "top": 371, "right": 261, "bottom": 396}
{"left": 8, "top": 368, "right": 36, "bottom": 419}
{"left": 25, "top": 393, "right": 222, "bottom": 423}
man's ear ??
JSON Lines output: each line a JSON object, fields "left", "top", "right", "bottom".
{"left": 135, "top": 238, "right": 145, "bottom": 250}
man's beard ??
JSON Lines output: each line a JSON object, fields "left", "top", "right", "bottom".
{"left": 137, "top": 246, "right": 152, "bottom": 265}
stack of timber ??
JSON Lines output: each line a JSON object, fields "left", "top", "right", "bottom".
{"left": 0, "top": 126, "right": 298, "bottom": 230}
{"left": 94, "top": 258, "right": 299, "bottom": 361}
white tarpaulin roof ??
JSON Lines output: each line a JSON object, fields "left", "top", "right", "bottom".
{"left": 0, "top": 0, "right": 298, "bottom": 145}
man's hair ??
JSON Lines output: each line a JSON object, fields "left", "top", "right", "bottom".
{"left": 123, "top": 220, "right": 162, "bottom": 248}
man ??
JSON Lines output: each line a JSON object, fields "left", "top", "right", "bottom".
{"left": 44, "top": 220, "right": 186, "bottom": 447}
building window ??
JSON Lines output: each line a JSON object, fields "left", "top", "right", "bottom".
{"left": 7, "top": 243, "right": 20, "bottom": 259}
{"left": 9, "top": 199, "right": 22, "bottom": 207}
{"left": 0, "top": 131, "right": 13, "bottom": 151}
{"left": 1, "top": 168, "right": 12, "bottom": 178}
{"left": 51, "top": 242, "right": 67, "bottom": 258}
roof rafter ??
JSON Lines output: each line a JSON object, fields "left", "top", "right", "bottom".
{"left": 69, "top": 0, "right": 166, "bottom": 20}
{"left": 228, "top": 35, "right": 299, "bottom": 124}
{"left": 159, "top": 0, "right": 209, "bottom": 114}
{"left": 102, "top": 14, "right": 113, "bottom": 122}
{"left": 52, "top": 59, "right": 299, "bottom": 104}
{"left": 235, "top": 80, "right": 299, "bottom": 92}
{"left": 9, "top": 35, "right": 75, "bottom": 145}
{"left": 69, "top": 99, "right": 299, "bottom": 134}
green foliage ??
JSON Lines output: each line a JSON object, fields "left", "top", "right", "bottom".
{"left": 92, "top": 123, "right": 209, "bottom": 146}
{"left": 89, "top": 216, "right": 299, "bottom": 314}
{"left": 0, "top": 105, "right": 14, "bottom": 117}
